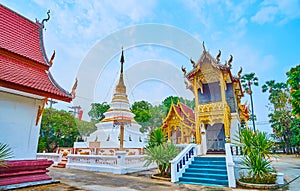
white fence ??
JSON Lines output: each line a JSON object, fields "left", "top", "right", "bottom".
{"left": 170, "top": 144, "right": 197, "bottom": 182}
{"left": 67, "top": 155, "right": 118, "bottom": 166}
{"left": 66, "top": 153, "right": 155, "bottom": 174}
{"left": 37, "top": 151, "right": 156, "bottom": 174}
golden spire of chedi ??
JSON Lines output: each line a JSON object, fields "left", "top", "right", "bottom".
{"left": 112, "top": 47, "right": 129, "bottom": 103}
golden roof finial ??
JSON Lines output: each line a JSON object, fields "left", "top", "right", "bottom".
{"left": 115, "top": 47, "right": 126, "bottom": 94}
{"left": 228, "top": 55, "right": 233, "bottom": 68}
{"left": 49, "top": 50, "right": 55, "bottom": 67}
{"left": 216, "top": 50, "right": 221, "bottom": 62}
{"left": 190, "top": 58, "right": 196, "bottom": 68}
{"left": 202, "top": 41, "right": 206, "bottom": 53}
{"left": 71, "top": 78, "right": 78, "bottom": 98}
{"left": 238, "top": 67, "right": 243, "bottom": 78}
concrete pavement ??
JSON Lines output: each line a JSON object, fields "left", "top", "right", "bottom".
{"left": 271, "top": 155, "right": 300, "bottom": 191}
{"left": 12, "top": 155, "right": 300, "bottom": 191}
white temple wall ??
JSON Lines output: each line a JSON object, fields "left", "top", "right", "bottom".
{"left": 0, "top": 90, "right": 43, "bottom": 160}
{"left": 230, "top": 113, "right": 240, "bottom": 142}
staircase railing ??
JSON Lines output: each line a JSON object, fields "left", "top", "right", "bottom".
{"left": 225, "top": 143, "right": 240, "bottom": 188}
{"left": 170, "top": 144, "right": 197, "bottom": 182}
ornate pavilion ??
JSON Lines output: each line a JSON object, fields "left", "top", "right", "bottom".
{"left": 162, "top": 43, "right": 249, "bottom": 154}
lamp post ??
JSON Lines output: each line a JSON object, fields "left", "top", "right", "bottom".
{"left": 113, "top": 116, "right": 131, "bottom": 151}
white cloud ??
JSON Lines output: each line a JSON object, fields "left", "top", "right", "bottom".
{"left": 261, "top": 54, "right": 276, "bottom": 71}
{"left": 182, "top": 0, "right": 252, "bottom": 42}
{"left": 251, "top": 6, "right": 278, "bottom": 24}
{"left": 251, "top": 0, "right": 300, "bottom": 25}
{"left": 30, "top": 0, "right": 157, "bottom": 91}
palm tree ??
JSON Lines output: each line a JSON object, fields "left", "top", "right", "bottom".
{"left": 0, "top": 143, "right": 13, "bottom": 167}
{"left": 241, "top": 73, "right": 259, "bottom": 131}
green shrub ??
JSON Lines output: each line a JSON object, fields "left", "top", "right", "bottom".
{"left": 236, "top": 128, "right": 275, "bottom": 184}
{"left": 144, "top": 143, "right": 179, "bottom": 177}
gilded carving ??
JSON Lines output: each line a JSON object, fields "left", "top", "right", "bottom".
{"left": 36, "top": 98, "right": 48, "bottom": 125}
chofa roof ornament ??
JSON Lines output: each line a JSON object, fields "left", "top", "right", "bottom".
{"left": 41, "top": 10, "right": 50, "bottom": 28}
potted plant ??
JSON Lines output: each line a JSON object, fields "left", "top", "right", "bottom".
{"left": 144, "top": 143, "right": 178, "bottom": 178}
{"left": 144, "top": 128, "right": 179, "bottom": 179}
{"left": 235, "top": 128, "right": 279, "bottom": 189}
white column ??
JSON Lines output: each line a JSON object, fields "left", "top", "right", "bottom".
{"left": 200, "top": 123, "right": 207, "bottom": 155}
{"left": 115, "top": 150, "right": 127, "bottom": 166}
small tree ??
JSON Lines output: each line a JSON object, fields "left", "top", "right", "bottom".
{"left": 38, "top": 108, "right": 80, "bottom": 152}
{"left": 286, "top": 65, "right": 300, "bottom": 117}
{"left": 75, "top": 118, "right": 97, "bottom": 138}
{"left": 88, "top": 102, "right": 110, "bottom": 122}
{"left": 290, "top": 117, "right": 300, "bottom": 153}
{"left": 163, "top": 96, "right": 180, "bottom": 114}
{"left": 262, "top": 80, "right": 293, "bottom": 153}
{"left": 131, "top": 101, "right": 151, "bottom": 132}
{"left": 146, "top": 105, "right": 166, "bottom": 132}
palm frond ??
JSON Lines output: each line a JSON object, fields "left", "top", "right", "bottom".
{"left": 0, "top": 143, "right": 13, "bottom": 167}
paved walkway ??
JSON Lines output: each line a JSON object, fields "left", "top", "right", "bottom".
{"left": 271, "top": 155, "right": 300, "bottom": 191}
{"left": 14, "top": 155, "right": 300, "bottom": 191}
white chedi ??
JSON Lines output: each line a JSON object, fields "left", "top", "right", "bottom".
{"left": 85, "top": 49, "right": 148, "bottom": 149}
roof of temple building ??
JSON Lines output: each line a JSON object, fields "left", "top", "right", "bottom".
{"left": 0, "top": 4, "right": 72, "bottom": 102}
{"left": 183, "top": 43, "right": 244, "bottom": 100}
{"left": 161, "top": 101, "right": 195, "bottom": 129}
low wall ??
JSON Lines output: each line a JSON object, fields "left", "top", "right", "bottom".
{"left": 66, "top": 154, "right": 156, "bottom": 174}
{"left": 36, "top": 153, "right": 61, "bottom": 165}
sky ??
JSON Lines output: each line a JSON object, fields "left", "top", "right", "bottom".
{"left": 2, "top": 0, "right": 300, "bottom": 133}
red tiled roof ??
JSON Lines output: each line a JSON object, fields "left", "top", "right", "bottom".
{"left": 173, "top": 104, "right": 195, "bottom": 125}
{"left": 0, "top": 55, "right": 72, "bottom": 101}
{"left": 178, "top": 102, "right": 195, "bottom": 121}
{"left": 0, "top": 5, "right": 72, "bottom": 102}
{"left": 0, "top": 4, "right": 48, "bottom": 66}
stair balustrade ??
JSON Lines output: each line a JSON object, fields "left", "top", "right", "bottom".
{"left": 225, "top": 143, "right": 242, "bottom": 188}
{"left": 170, "top": 144, "right": 197, "bottom": 182}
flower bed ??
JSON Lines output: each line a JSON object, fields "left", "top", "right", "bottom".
{"left": 237, "top": 180, "right": 279, "bottom": 190}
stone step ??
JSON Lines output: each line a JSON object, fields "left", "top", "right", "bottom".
{"left": 191, "top": 160, "right": 226, "bottom": 165}
{"left": 194, "top": 157, "right": 225, "bottom": 162}
{"left": 179, "top": 176, "right": 228, "bottom": 186}
{"left": 182, "top": 172, "right": 228, "bottom": 180}
{"left": 188, "top": 163, "right": 227, "bottom": 170}
{"left": 185, "top": 167, "right": 227, "bottom": 174}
